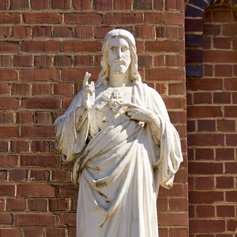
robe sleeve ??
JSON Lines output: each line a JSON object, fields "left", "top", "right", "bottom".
{"left": 145, "top": 85, "right": 183, "bottom": 190}
{"left": 54, "top": 90, "right": 89, "bottom": 163}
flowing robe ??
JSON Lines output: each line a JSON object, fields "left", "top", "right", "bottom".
{"left": 55, "top": 81, "right": 183, "bottom": 237}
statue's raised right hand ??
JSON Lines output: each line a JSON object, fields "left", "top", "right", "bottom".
{"left": 82, "top": 72, "right": 95, "bottom": 110}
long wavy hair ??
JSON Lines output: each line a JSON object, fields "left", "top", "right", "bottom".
{"left": 97, "top": 33, "right": 142, "bottom": 85}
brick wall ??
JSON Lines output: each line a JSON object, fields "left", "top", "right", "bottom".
{"left": 0, "top": 0, "right": 188, "bottom": 236}
{"left": 187, "top": 1, "right": 237, "bottom": 236}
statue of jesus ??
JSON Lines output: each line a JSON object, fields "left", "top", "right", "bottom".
{"left": 55, "top": 29, "right": 183, "bottom": 237}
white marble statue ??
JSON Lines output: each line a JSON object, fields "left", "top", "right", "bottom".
{"left": 55, "top": 29, "right": 183, "bottom": 237}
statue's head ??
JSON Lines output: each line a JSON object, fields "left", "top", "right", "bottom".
{"left": 98, "top": 29, "right": 141, "bottom": 84}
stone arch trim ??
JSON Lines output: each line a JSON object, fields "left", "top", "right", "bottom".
{"left": 185, "top": 0, "right": 214, "bottom": 77}
{"left": 185, "top": 0, "right": 237, "bottom": 77}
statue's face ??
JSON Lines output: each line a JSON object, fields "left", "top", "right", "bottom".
{"left": 107, "top": 37, "right": 131, "bottom": 75}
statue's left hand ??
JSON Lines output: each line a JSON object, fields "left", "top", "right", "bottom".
{"left": 123, "top": 103, "right": 159, "bottom": 125}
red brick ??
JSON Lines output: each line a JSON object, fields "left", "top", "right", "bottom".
{"left": 0, "top": 229, "right": 21, "bottom": 237}
{"left": 16, "top": 111, "right": 33, "bottom": 124}
{"left": 0, "top": 83, "right": 10, "bottom": 94}
{"left": 217, "top": 205, "right": 235, "bottom": 217}
{"left": 225, "top": 162, "right": 237, "bottom": 174}
{"left": 224, "top": 106, "right": 237, "bottom": 117}
{"left": 226, "top": 191, "right": 237, "bottom": 202}
{"left": 163, "top": 97, "right": 186, "bottom": 109}
{"left": 204, "top": 51, "right": 237, "bottom": 63}
{"left": 21, "top": 41, "right": 61, "bottom": 52}
{"left": 188, "top": 106, "right": 222, "bottom": 119}
{"left": 135, "top": 25, "right": 155, "bottom": 39}
{"left": 74, "top": 55, "right": 93, "bottom": 67}
{"left": 23, "top": 13, "right": 62, "bottom": 24}
{"left": 146, "top": 68, "right": 185, "bottom": 81}
{"left": 216, "top": 176, "right": 234, "bottom": 189}
{"left": 17, "top": 184, "right": 55, "bottom": 197}
{"left": 169, "top": 198, "right": 188, "bottom": 211}
{"left": 20, "top": 155, "right": 60, "bottom": 167}
{"left": 63, "top": 40, "right": 101, "bottom": 52}
{"left": 16, "top": 214, "right": 56, "bottom": 226}
{"left": 226, "top": 134, "right": 237, "bottom": 146}
{"left": 23, "top": 228, "right": 43, "bottom": 237}
{"left": 20, "top": 69, "right": 60, "bottom": 81}
{"left": 144, "top": 13, "right": 184, "bottom": 25}
{"left": 104, "top": 13, "right": 143, "bottom": 25}
{"left": 0, "top": 185, "right": 15, "bottom": 196}
{"left": 0, "top": 111, "right": 14, "bottom": 124}
{"left": 215, "top": 65, "right": 233, "bottom": 77}
{"left": 59, "top": 185, "right": 78, "bottom": 198}
{"left": 68, "top": 227, "right": 76, "bottom": 237}
{"left": 190, "top": 220, "right": 225, "bottom": 233}
{"left": 32, "top": 26, "right": 51, "bottom": 37}
{"left": 196, "top": 205, "right": 215, "bottom": 218}
{"left": 59, "top": 212, "right": 76, "bottom": 226}
{"left": 52, "top": 170, "right": 71, "bottom": 182}
{"left": 13, "top": 55, "right": 33, "bottom": 67}
{"left": 10, "top": 0, "right": 28, "bottom": 9}
{"left": 0, "top": 27, "right": 9, "bottom": 38}
{"left": 93, "top": 0, "right": 112, "bottom": 10}
{"left": 72, "top": 0, "right": 92, "bottom": 10}
{"left": 21, "top": 125, "right": 55, "bottom": 138}
{"left": 0, "top": 156, "right": 18, "bottom": 167}
{"left": 217, "top": 120, "right": 235, "bottom": 132}
{"left": 31, "top": 0, "right": 49, "bottom": 9}
{"left": 189, "top": 162, "right": 223, "bottom": 174}
{"left": 51, "top": 0, "right": 70, "bottom": 9}
{"left": 10, "top": 140, "right": 29, "bottom": 153}
{"left": 195, "top": 177, "right": 215, "bottom": 190}
{"left": 54, "top": 55, "right": 72, "bottom": 67}
{"left": 0, "top": 0, "right": 9, "bottom": 10}
{"left": 0, "top": 55, "right": 11, "bottom": 67}
{"left": 224, "top": 78, "right": 237, "bottom": 91}
{"left": 61, "top": 68, "right": 88, "bottom": 81}
{"left": 28, "top": 199, "right": 47, "bottom": 211}
{"left": 198, "top": 120, "right": 215, "bottom": 132}
{"left": 146, "top": 40, "right": 184, "bottom": 52}
{"left": 0, "top": 41, "right": 19, "bottom": 52}
{"left": 189, "top": 191, "right": 224, "bottom": 204}
{"left": 30, "top": 170, "right": 50, "bottom": 181}
{"left": 213, "top": 37, "right": 232, "bottom": 49}
{"left": 34, "top": 56, "right": 53, "bottom": 67}
{"left": 49, "top": 199, "right": 69, "bottom": 211}
{"left": 114, "top": 0, "right": 132, "bottom": 9}
{"left": 53, "top": 83, "right": 74, "bottom": 96}
{"left": 53, "top": 26, "right": 73, "bottom": 38}
{"left": 0, "top": 170, "right": 7, "bottom": 181}
{"left": 216, "top": 148, "right": 234, "bottom": 161}
{"left": 74, "top": 26, "right": 93, "bottom": 38}
{"left": 65, "top": 13, "right": 102, "bottom": 25}
{"left": 22, "top": 98, "right": 60, "bottom": 109}
{"left": 158, "top": 212, "right": 188, "bottom": 226}
{"left": 32, "top": 83, "right": 52, "bottom": 95}
{"left": 46, "top": 228, "right": 66, "bottom": 237}
{"left": 193, "top": 92, "right": 212, "bottom": 104}
{"left": 227, "top": 219, "right": 237, "bottom": 231}
{"left": 0, "top": 13, "right": 20, "bottom": 24}
{"left": 31, "top": 140, "right": 50, "bottom": 153}
{"left": 187, "top": 78, "right": 223, "bottom": 91}
{"left": 34, "top": 111, "right": 53, "bottom": 124}
{"left": 169, "top": 228, "right": 188, "bottom": 237}
{"left": 11, "top": 83, "right": 31, "bottom": 96}
{"left": 6, "top": 199, "right": 26, "bottom": 211}
{"left": 9, "top": 169, "right": 28, "bottom": 182}
{"left": 0, "top": 126, "right": 19, "bottom": 138}
{"left": 0, "top": 141, "right": 8, "bottom": 152}
{"left": 0, "top": 213, "right": 13, "bottom": 224}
